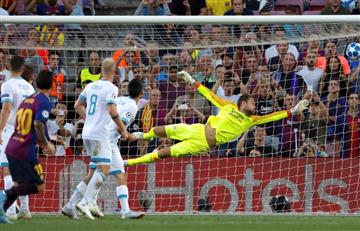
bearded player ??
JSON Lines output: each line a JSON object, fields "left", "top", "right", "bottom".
{"left": 125, "top": 71, "right": 309, "bottom": 166}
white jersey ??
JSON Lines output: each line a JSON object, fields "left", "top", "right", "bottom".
{"left": 297, "top": 66, "right": 323, "bottom": 92}
{"left": 1, "top": 77, "right": 35, "bottom": 129}
{"left": 109, "top": 96, "right": 138, "bottom": 142}
{"left": 80, "top": 79, "right": 118, "bottom": 141}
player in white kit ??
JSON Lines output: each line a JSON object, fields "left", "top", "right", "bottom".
{"left": 62, "top": 79, "right": 145, "bottom": 219}
{"left": 72, "top": 58, "right": 128, "bottom": 220}
{"left": 0, "top": 56, "right": 35, "bottom": 220}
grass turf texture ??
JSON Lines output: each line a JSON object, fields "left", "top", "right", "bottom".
{"left": 2, "top": 215, "right": 359, "bottom": 231}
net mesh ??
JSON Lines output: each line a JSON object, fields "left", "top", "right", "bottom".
{"left": 0, "top": 20, "right": 360, "bottom": 214}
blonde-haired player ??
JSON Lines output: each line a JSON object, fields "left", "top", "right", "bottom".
{"left": 125, "top": 71, "right": 309, "bottom": 165}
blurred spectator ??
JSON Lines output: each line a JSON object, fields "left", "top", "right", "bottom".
{"left": 253, "top": 77, "right": 280, "bottom": 135}
{"left": 299, "top": 34, "right": 324, "bottom": 63}
{"left": 28, "top": 0, "right": 66, "bottom": 15}
{"left": 321, "top": 0, "right": 351, "bottom": 14}
{"left": 47, "top": 108, "right": 75, "bottom": 156}
{"left": 169, "top": 0, "right": 207, "bottom": 15}
{"left": 352, "top": 0, "right": 360, "bottom": 14}
{"left": 73, "top": 118, "right": 85, "bottom": 155}
{"left": 63, "top": 0, "right": 85, "bottom": 60}
{"left": 193, "top": 55, "right": 216, "bottom": 88}
{"left": 236, "top": 33, "right": 263, "bottom": 67}
{"left": 300, "top": 95, "right": 328, "bottom": 146}
{"left": 76, "top": 51, "right": 101, "bottom": 94}
{"left": 221, "top": 51, "right": 235, "bottom": 72}
{"left": 338, "top": 93, "right": 360, "bottom": 157}
{"left": 130, "top": 88, "right": 167, "bottom": 155}
{"left": 0, "top": 50, "right": 10, "bottom": 86}
{"left": 245, "top": 0, "right": 273, "bottom": 12}
{"left": 211, "top": 40, "right": 225, "bottom": 68}
{"left": 266, "top": 41, "right": 299, "bottom": 69}
{"left": 297, "top": 52, "right": 324, "bottom": 92}
{"left": 275, "top": 93, "right": 300, "bottom": 157}
{"left": 134, "top": 0, "right": 171, "bottom": 15}
{"left": 36, "top": 24, "right": 64, "bottom": 47}
{"left": 19, "top": 27, "right": 49, "bottom": 65}
{"left": 316, "top": 40, "right": 351, "bottom": 76}
{"left": 319, "top": 56, "right": 349, "bottom": 97}
{"left": 295, "top": 138, "right": 328, "bottom": 157}
{"left": 44, "top": 51, "right": 65, "bottom": 107}
{"left": 157, "top": 65, "right": 185, "bottom": 110}
{"left": 206, "top": 0, "right": 232, "bottom": 15}
{"left": 283, "top": 5, "right": 303, "bottom": 38}
{"left": 165, "top": 102, "right": 206, "bottom": 124}
{"left": 22, "top": 64, "right": 35, "bottom": 86}
{"left": 113, "top": 34, "right": 140, "bottom": 68}
{"left": 0, "top": 7, "right": 9, "bottom": 18}
{"left": 0, "top": 0, "right": 17, "bottom": 14}
{"left": 23, "top": 41, "right": 44, "bottom": 76}
{"left": 224, "top": 0, "right": 253, "bottom": 15}
{"left": 117, "top": 50, "right": 137, "bottom": 83}
{"left": 240, "top": 53, "right": 261, "bottom": 86}
{"left": 237, "top": 126, "right": 275, "bottom": 157}
{"left": 212, "top": 73, "right": 245, "bottom": 114}
{"left": 174, "top": 82, "right": 211, "bottom": 118}
{"left": 155, "top": 24, "right": 182, "bottom": 47}
{"left": 321, "top": 79, "right": 347, "bottom": 156}
{"left": 273, "top": 53, "right": 306, "bottom": 97}
{"left": 141, "top": 41, "right": 160, "bottom": 67}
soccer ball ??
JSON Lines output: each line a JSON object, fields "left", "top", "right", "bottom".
{"left": 346, "top": 43, "right": 360, "bottom": 60}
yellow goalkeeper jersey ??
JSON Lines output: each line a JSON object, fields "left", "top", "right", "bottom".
{"left": 196, "top": 83, "right": 290, "bottom": 145}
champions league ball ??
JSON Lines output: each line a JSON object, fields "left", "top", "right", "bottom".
{"left": 346, "top": 43, "right": 360, "bottom": 60}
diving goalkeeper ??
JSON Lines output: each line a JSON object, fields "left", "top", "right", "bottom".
{"left": 125, "top": 71, "right": 309, "bottom": 166}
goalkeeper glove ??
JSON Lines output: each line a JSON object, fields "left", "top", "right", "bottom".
{"left": 290, "top": 99, "right": 310, "bottom": 115}
{"left": 177, "top": 71, "right": 196, "bottom": 85}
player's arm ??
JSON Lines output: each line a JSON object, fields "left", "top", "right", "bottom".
{"left": 251, "top": 100, "right": 309, "bottom": 125}
{"left": 0, "top": 102, "right": 12, "bottom": 138}
{"left": 0, "top": 84, "right": 14, "bottom": 143}
{"left": 35, "top": 102, "right": 55, "bottom": 155}
{"left": 74, "top": 88, "right": 87, "bottom": 119}
{"left": 108, "top": 104, "right": 128, "bottom": 139}
{"left": 34, "top": 121, "right": 55, "bottom": 155}
{"left": 177, "top": 71, "right": 235, "bottom": 109}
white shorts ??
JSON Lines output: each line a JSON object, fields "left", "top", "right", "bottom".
{"left": 0, "top": 127, "right": 14, "bottom": 167}
{"left": 88, "top": 142, "right": 125, "bottom": 175}
{"left": 83, "top": 139, "right": 112, "bottom": 166}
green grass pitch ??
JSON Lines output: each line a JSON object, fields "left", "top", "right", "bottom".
{"left": 2, "top": 215, "right": 360, "bottom": 231}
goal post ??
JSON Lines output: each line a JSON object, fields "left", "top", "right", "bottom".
{"left": 0, "top": 15, "right": 359, "bottom": 215}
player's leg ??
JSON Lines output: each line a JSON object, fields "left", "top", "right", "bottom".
{"left": 131, "top": 123, "right": 191, "bottom": 141}
{"left": 77, "top": 140, "right": 110, "bottom": 220}
{"left": 110, "top": 143, "right": 144, "bottom": 219}
{"left": 1, "top": 156, "right": 44, "bottom": 216}
{"left": 62, "top": 164, "right": 95, "bottom": 219}
{"left": 1, "top": 135, "right": 17, "bottom": 220}
{"left": 126, "top": 124, "right": 208, "bottom": 166}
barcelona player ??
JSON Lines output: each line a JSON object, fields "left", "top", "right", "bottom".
{"left": 125, "top": 71, "right": 310, "bottom": 166}
{"left": 0, "top": 71, "right": 55, "bottom": 224}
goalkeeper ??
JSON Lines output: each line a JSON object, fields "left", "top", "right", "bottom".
{"left": 125, "top": 71, "right": 309, "bottom": 166}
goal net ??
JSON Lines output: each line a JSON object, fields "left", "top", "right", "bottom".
{"left": 0, "top": 16, "right": 359, "bottom": 214}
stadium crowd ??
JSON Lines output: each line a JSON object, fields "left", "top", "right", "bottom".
{"left": 0, "top": 0, "right": 359, "bottom": 158}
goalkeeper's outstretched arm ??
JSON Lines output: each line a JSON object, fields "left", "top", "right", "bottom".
{"left": 177, "top": 71, "right": 235, "bottom": 109}
{"left": 251, "top": 99, "right": 310, "bottom": 126}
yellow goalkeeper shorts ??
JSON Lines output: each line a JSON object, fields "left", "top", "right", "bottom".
{"left": 165, "top": 123, "right": 209, "bottom": 157}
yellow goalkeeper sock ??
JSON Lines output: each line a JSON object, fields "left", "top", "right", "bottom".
{"left": 127, "top": 151, "right": 160, "bottom": 166}
{"left": 143, "top": 128, "right": 157, "bottom": 140}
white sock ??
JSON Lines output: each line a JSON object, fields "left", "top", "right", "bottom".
{"left": 19, "top": 195, "right": 29, "bottom": 211}
{"left": 80, "top": 170, "right": 106, "bottom": 205}
{"left": 116, "top": 185, "right": 129, "bottom": 213}
{"left": 4, "top": 175, "right": 16, "bottom": 215}
{"left": 67, "top": 181, "right": 87, "bottom": 209}
{"left": 92, "top": 187, "right": 101, "bottom": 205}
